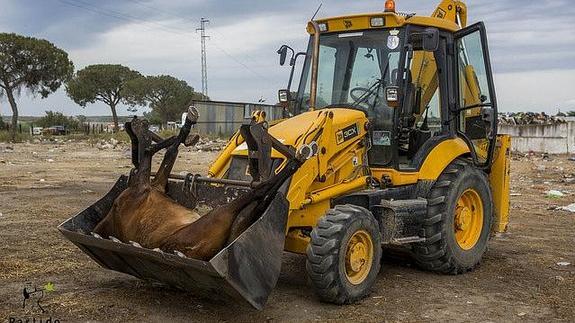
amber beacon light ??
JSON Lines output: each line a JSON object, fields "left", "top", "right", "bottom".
{"left": 384, "top": 0, "right": 396, "bottom": 12}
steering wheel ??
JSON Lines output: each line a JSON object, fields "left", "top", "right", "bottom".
{"left": 350, "top": 87, "right": 372, "bottom": 103}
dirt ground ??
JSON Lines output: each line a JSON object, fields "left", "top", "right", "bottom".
{"left": 1, "top": 140, "right": 574, "bottom": 322}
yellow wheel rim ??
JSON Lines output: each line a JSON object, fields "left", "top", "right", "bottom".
{"left": 344, "top": 230, "right": 374, "bottom": 285}
{"left": 454, "top": 189, "right": 484, "bottom": 250}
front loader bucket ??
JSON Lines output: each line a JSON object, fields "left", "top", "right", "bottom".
{"left": 58, "top": 176, "right": 289, "bottom": 310}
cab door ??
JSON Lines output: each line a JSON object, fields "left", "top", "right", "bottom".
{"left": 454, "top": 22, "right": 498, "bottom": 168}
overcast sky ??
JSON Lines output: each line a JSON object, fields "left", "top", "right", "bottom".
{"left": 1, "top": 0, "right": 575, "bottom": 117}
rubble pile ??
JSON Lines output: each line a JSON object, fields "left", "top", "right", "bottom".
{"left": 95, "top": 138, "right": 120, "bottom": 150}
{"left": 191, "top": 138, "right": 228, "bottom": 152}
{"left": 519, "top": 153, "right": 575, "bottom": 213}
{"left": 498, "top": 112, "right": 566, "bottom": 125}
{"left": 0, "top": 145, "right": 14, "bottom": 153}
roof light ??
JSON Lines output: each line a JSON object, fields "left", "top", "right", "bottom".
{"left": 370, "top": 17, "right": 385, "bottom": 27}
{"left": 385, "top": 0, "right": 396, "bottom": 13}
{"left": 318, "top": 23, "right": 328, "bottom": 32}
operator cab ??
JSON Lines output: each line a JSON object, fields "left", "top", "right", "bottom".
{"left": 277, "top": 2, "right": 497, "bottom": 175}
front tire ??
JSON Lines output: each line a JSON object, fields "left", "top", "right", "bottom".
{"left": 306, "top": 205, "right": 382, "bottom": 304}
{"left": 413, "top": 159, "right": 493, "bottom": 274}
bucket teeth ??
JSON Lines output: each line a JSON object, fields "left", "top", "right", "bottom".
{"left": 109, "top": 236, "right": 122, "bottom": 243}
{"left": 152, "top": 248, "right": 162, "bottom": 253}
{"left": 174, "top": 250, "right": 187, "bottom": 258}
{"left": 90, "top": 232, "right": 103, "bottom": 239}
{"left": 129, "top": 241, "right": 142, "bottom": 248}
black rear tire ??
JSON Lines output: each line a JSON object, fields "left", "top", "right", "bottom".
{"left": 306, "top": 205, "right": 382, "bottom": 304}
{"left": 413, "top": 159, "right": 493, "bottom": 274}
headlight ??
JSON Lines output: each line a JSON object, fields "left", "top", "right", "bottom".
{"left": 370, "top": 17, "right": 385, "bottom": 27}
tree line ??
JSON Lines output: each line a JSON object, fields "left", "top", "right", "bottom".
{"left": 0, "top": 32, "right": 207, "bottom": 141}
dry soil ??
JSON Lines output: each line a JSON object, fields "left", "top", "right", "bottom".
{"left": 1, "top": 141, "right": 574, "bottom": 322}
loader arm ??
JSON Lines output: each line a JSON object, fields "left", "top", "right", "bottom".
{"left": 411, "top": 0, "right": 468, "bottom": 116}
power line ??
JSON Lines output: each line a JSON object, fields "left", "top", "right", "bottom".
{"left": 57, "top": 0, "right": 273, "bottom": 84}
{"left": 124, "top": 0, "right": 197, "bottom": 26}
{"left": 57, "top": 0, "right": 190, "bottom": 35}
{"left": 209, "top": 42, "right": 274, "bottom": 82}
{"left": 105, "top": 0, "right": 270, "bottom": 75}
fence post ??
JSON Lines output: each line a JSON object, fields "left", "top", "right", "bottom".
{"left": 568, "top": 121, "right": 574, "bottom": 154}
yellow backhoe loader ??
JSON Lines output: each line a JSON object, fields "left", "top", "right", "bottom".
{"left": 60, "top": 0, "right": 510, "bottom": 309}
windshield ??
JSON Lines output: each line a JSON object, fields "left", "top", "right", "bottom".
{"left": 296, "top": 29, "right": 403, "bottom": 112}
{"left": 295, "top": 29, "right": 405, "bottom": 166}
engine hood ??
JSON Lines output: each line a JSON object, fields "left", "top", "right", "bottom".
{"left": 232, "top": 108, "right": 368, "bottom": 157}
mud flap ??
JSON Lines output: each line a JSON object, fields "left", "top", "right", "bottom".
{"left": 58, "top": 176, "right": 289, "bottom": 310}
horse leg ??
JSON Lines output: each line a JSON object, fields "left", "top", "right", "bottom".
{"left": 225, "top": 201, "right": 259, "bottom": 244}
{"left": 152, "top": 107, "right": 199, "bottom": 191}
{"left": 125, "top": 120, "right": 139, "bottom": 168}
{"left": 127, "top": 118, "right": 154, "bottom": 191}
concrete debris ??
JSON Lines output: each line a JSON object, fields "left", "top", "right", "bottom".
{"left": 1, "top": 145, "right": 14, "bottom": 153}
{"left": 122, "top": 149, "right": 132, "bottom": 158}
{"left": 557, "top": 203, "right": 575, "bottom": 213}
{"left": 546, "top": 190, "right": 565, "bottom": 198}
{"left": 556, "top": 262, "right": 571, "bottom": 266}
{"left": 499, "top": 112, "right": 566, "bottom": 125}
{"left": 95, "top": 139, "right": 120, "bottom": 150}
{"left": 191, "top": 138, "right": 227, "bottom": 152}
{"left": 39, "top": 179, "right": 46, "bottom": 182}
{"left": 46, "top": 158, "right": 55, "bottom": 163}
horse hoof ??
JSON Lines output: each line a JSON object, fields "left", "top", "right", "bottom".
{"left": 186, "top": 106, "right": 199, "bottom": 123}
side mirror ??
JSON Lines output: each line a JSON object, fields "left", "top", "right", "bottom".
{"left": 422, "top": 28, "right": 439, "bottom": 52}
{"left": 384, "top": 86, "right": 400, "bottom": 108}
{"left": 278, "top": 89, "right": 291, "bottom": 103}
{"left": 277, "top": 45, "right": 289, "bottom": 66}
{"left": 481, "top": 106, "right": 495, "bottom": 138}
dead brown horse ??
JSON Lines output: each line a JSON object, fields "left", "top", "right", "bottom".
{"left": 94, "top": 106, "right": 301, "bottom": 261}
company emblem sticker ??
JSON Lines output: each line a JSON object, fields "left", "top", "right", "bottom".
{"left": 336, "top": 123, "right": 359, "bottom": 145}
{"left": 387, "top": 29, "right": 400, "bottom": 50}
